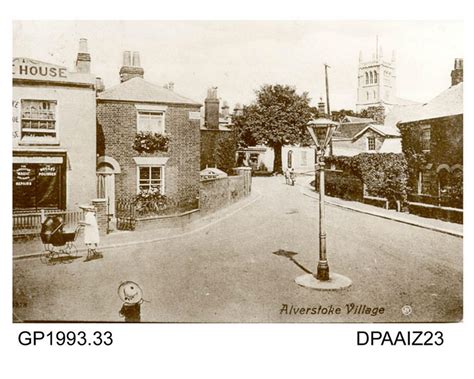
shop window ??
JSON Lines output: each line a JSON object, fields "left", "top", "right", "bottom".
{"left": 21, "top": 100, "right": 57, "bottom": 142}
{"left": 137, "top": 111, "right": 165, "bottom": 134}
{"left": 367, "top": 137, "right": 376, "bottom": 151}
{"left": 421, "top": 125, "right": 431, "bottom": 152}
{"left": 137, "top": 166, "right": 164, "bottom": 194}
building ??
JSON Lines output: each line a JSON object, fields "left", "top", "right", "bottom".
{"left": 332, "top": 116, "right": 401, "bottom": 157}
{"left": 200, "top": 88, "right": 237, "bottom": 173}
{"left": 12, "top": 39, "right": 97, "bottom": 211}
{"left": 356, "top": 44, "right": 419, "bottom": 115}
{"left": 397, "top": 59, "right": 463, "bottom": 213}
{"left": 96, "top": 51, "right": 202, "bottom": 216}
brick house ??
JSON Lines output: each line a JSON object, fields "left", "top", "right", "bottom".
{"left": 96, "top": 51, "right": 202, "bottom": 217}
{"left": 397, "top": 59, "right": 463, "bottom": 214}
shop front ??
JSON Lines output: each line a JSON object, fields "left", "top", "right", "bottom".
{"left": 13, "top": 151, "right": 67, "bottom": 211}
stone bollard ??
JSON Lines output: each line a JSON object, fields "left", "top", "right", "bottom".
{"left": 91, "top": 198, "right": 108, "bottom": 235}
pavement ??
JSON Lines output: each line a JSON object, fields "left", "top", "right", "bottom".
{"left": 13, "top": 176, "right": 463, "bottom": 323}
{"left": 298, "top": 176, "right": 463, "bottom": 238}
{"left": 12, "top": 190, "right": 262, "bottom": 259}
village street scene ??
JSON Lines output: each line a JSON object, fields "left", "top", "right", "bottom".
{"left": 12, "top": 21, "right": 463, "bottom": 323}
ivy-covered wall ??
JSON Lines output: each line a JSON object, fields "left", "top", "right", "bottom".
{"left": 398, "top": 114, "right": 463, "bottom": 207}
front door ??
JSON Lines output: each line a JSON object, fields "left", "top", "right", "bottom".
{"left": 97, "top": 171, "right": 115, "bottom": 217}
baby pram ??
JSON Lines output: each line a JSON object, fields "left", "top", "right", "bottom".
{"left": 40, "top": 215, "right": 81, "bottom": 264}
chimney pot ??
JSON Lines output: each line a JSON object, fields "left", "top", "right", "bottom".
{"left": 123, "top": 51, "right": 131, "bottom": 67}
{"left": 79, "top": 38, "right": 88, "bottom": 53}
{"left": 132, "top": 51, "right": 141, "bottom": 67}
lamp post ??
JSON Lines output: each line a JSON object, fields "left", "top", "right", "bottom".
{"left": 295, "top": 118, "right": 352, "bottom": 290}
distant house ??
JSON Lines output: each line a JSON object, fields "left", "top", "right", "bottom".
{"left": 332, "top": 116, "right": 401, "bottom": 157}
{"left": 96, "top": 51, "right": 202, "bottom": 217}
{"left": 397, "top": 59, "right": 463, "bottom": 215}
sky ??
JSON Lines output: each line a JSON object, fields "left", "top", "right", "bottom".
{"left": 13, "top": 20, "right": 463, "bottom": 111}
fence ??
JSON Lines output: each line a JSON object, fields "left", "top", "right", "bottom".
{"left": 13, "top": 209, "right": 84, "bottom": 237}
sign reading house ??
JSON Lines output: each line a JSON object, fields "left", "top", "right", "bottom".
{"left": 12, "top": 58, "right": 69, "bottom": 81}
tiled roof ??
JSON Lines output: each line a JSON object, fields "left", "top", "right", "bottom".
{"left": 98, "top": 77, "right": 201, "bottom": 106}
{"left": 342, "top": 115, "right": 374, "bottom": 123}
{"left": 398, "top": 83, "right": 463, "bottom": 123}
{"left": 352, "top": 124, "right": 400, "bottom": 139}
{"left": 333, "top": 122, "right": 371, "bottom": 139}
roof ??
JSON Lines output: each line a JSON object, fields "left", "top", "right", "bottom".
{"left": 341, "top": 115, "right": 374, "bottom": 123}
{"left": 98, "top": 77, "right": 201, "bottom": 106}
{"left": 333, "top": 122, "right": 370, "bottom": 139}
{"left": 398, "top": 82, "right": 463, "bottom": 123}
{"left": 200, "top": 167, "right": 228, "bottom": 178}
{"left": 352, "top": 124, "right": 400, "bottom": 140}
{"left": 392, "top": 96, "right": 421, "bottom": 106}
{"left": 384, "top": 103, "right": 422, "bottom": 129}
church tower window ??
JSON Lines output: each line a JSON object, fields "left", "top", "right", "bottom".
{"left": 365, "top": 72, "right": 369, "bottom": 84}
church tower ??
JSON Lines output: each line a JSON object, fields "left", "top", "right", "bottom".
{"left": 356, "top": 40, "right": 397, "bottom": 113}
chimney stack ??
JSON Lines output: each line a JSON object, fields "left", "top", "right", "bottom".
{"left": 451, "top": 58, "right": 463, "bottom": 86}
{"left": 221, "top": 101, "right": 230, "bottom": 118}
{"left": 75, "top": 38, "right": 91, "bottom": 73}
{"left": 233, "top": 103, "right": 243, "bottom": 116}
{"left": 204, "top": 87, "right": 220, "bottom": 130}
{"left": 119, "top": 50, "right": 144, "bottom": 82}
{"left": 95, "top": 77, "right": 105, "bottom": 93}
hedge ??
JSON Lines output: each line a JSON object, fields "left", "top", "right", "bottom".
{"left": 323, "top": 153, "right": 408, "bottom": 204}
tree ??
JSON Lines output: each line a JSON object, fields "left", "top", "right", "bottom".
{"left": 233, "top": 84, "right": 313, "bottom": 174}
{"left": 215, "top": 133, "right": 238, "bottom": 175}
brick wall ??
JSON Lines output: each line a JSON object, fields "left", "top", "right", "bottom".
{"left": 199, "top": 169, "right": 252, "bottom": 214}
{"left": 97, "top": 101, "right": 201, "bottom": 210}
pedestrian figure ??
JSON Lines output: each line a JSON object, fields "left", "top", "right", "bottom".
{"left": 284, "top": 169, "right": 291, "bottom": 185}
{"left": 289, "top": 168, "right": 296, "bottom": 186}
{"left": 79, "top": 205, "right": 102, "bottom": 261}
{"left": 118, "top": 281, "right": 144, "bottom": 322}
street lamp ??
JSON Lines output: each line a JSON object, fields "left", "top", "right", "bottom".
{"left": 295, "top": 118, "right": 352, "bottom": 290}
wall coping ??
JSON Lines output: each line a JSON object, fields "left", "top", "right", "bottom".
{"left": 136, "top": 208, "right": 199, "bottom": 221}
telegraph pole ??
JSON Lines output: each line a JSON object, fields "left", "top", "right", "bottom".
{"left": 324, "top": 63, "right": 331, "bottom": 117}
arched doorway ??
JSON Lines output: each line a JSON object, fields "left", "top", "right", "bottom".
{"left": 97, "top": 156, "right": 121, "bottom": 217}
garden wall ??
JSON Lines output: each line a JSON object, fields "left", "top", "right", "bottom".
{"left": 199, "top": 168, "right": 252, "bottom": 214}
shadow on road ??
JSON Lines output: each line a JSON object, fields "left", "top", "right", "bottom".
{"left": 272, "top": 249, "right": 312, "bottom": 274}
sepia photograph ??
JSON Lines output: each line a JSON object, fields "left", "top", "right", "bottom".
{"left": 11, "top": 20, "right": 463, "bottom": 324}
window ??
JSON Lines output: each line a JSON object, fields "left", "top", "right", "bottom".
{"left": 367, "top": 137, "right": 376, "bottom": 151}
{"left": 369, "top": 71, "right": 373, "bottom": 84}
{"left": 137, "top": 166, "right": 164, "bottom": 194}
{"left": 300, "top": 151, "right": 308, "bottom": 166}
{"left": 365, "top": 72, "right": 369, "bottom": 84}
{"left": 21, "top": 100, "right": 57, "bottom": 141}
{"left": 366, "top": 91, "right": 370, "bottom": 100}
{"left": 137, "top": 111, "right": 165, "bottom": 134}
{"left": 421, "top": 125, "right": 431, "bottom": 152}
{"left": 374, "top": 71, "right": 378, "bottom": 83}
{"left": 418, "top": 170, "right": 433, "bottom": 195}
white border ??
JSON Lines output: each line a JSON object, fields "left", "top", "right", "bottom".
{"left": 1, "top": 2, "right": 472, "bottom": 378}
